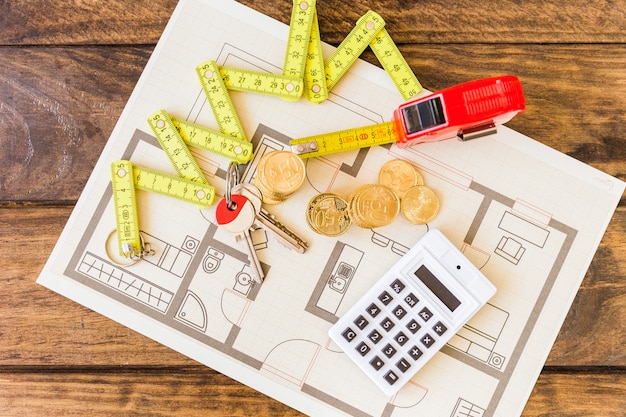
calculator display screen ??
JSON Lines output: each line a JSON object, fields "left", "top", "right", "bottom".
{"left": 414, "top": 265, "right": 461, "bottom": 312}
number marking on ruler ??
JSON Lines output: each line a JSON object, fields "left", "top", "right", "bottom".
{"left": 370, "top": 28, "right": 423, "bottom": 100}
{"left": 324, "top": 10, "right": 385, "bottom": 91}
{"left": 148, "top": 110, "right": 209, "bottom": 185}
{"left": 196, "top": 60, "right": 247, "bottom": 141}
{"left": 111, "top": 160, "right": 142, "bottom": 258}
{"left": 290, "top": 121, "right": 397, "bottom": 158}
{"left": 170, "top": 115, "right": 253, "bottom": 164}
{"left": 133, "top": 164, "right": 216, "bottom": 207}
{"left": 219, "top": 66, "right": 303, "bottom": 102}
{"left": 283, "top": 0, "right": 317, "bottom": 79}
{"left": 303, "top": 9, "right": 328, "bottom": 103}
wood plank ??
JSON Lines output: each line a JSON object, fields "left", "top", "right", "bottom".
{"left": 1, "top": 0, "right": 624, "bottom": 45}
{"left": 1, "top": 206, "right": 624, "bottom": 366}
{"left": 1, "top": 45, "right": 624, "bottom": 201}
{"left": 0, "top": 369, "right": 623, "bottom": 416}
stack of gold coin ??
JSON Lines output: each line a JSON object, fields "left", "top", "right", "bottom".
{"left": 400, "top": 185, "right": 440, "bottom": 224}
{"left": 306, "top": 192, "right": 352, "bottom": 236}
{"left": 348, "top": 184, "right": 400, "bottom": 229}
{"left": 254, "top": 150, "right": 306, "bottom": 204}
{"left": 378, "top": 159, "right": 423, "bottom": 199}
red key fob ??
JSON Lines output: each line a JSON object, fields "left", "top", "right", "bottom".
{"left": 215, "top": 194, "right": 248, "bottom": 225}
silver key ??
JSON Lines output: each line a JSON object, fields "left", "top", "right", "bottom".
{"left": 233, "top": 183, "right": 308, "bottom": 253}
{"left": 215, "top": 194, "right": 265, "bottom": 284}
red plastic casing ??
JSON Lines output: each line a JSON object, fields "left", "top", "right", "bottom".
{"left": 392, "top": 75, "right": 525, "bottom": 147}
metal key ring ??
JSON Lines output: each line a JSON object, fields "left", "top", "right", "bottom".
{"left": 105, "top": 229, "right": 155, "bottom": 267}
{"left": 225, "top": 161, "right": 241, "bottom": 210}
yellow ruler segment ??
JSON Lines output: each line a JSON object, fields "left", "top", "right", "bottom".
{"left": 111, "top": 160, "right": 142, "bottom": 258}
{"left": 324, "top": 10, "right": 385, "bottom": 91}
{"left": 196, "top": 60, "right": 247, "bottom": 141}
{"left": 303, "top": 10, "right": 328, "bottom": 103}
{"left": 147, "top": 110, "right": 209, "bottom": 185}
{"left": 132, "top": 164, "right": 216, "bottom": 208}
{"left": 170, "top": 116, "right": 253, "bottom": 164}
{"left": 369, "top": 28, "right": 423, "bottom": 100}
{"left": 219, "top": 66, "right": 303, "bottom": 101}
{"left": 283, "top": 0, "right": 317, "bottom": 79}
{"left": 290, "top": 121, "right": 397, "bottom": 158}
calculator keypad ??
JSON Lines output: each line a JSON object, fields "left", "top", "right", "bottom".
{"left": 330, "top": 275, "right": 452, "bottom": 396}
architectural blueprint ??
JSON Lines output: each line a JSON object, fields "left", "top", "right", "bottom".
{"left": 37, "top": 1, "right": 625, "bottom": 416}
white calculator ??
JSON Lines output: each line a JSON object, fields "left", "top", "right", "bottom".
{"left": 328, "top": 229, "right": 497, "bottom": 396}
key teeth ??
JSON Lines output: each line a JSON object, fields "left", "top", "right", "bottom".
{"left": 259, "top": 209, "right": 308, "bottom": 252}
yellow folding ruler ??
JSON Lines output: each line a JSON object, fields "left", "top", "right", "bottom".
{"left": 283, "top": 0, "right": 317, "bottom": 79}
{"left": 196, "top": 60, "right": 248, "bottom": 141}
{"left": 303, "top": 9, "right": 328, "bottom": 103}
{"left": 148, "top": 110, "right": 209, "bottom": 185}
{"left": 290, "top": 121, "right": 397, "bottom": 158}
{"left": 110, "top": 160, "right": 216, "bottom": 257}
{"left": 169, "top": 114, "right": 253, "bottom": 164}
{"left": 219, "top": 65, "right": 303, "bottom": 101}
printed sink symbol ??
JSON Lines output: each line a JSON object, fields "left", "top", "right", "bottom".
{"left": 329, "top": 275, "right": 347, "bottom": 292}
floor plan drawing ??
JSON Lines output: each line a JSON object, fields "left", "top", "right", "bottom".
{"left": 38, "top": 1, "right": 624, "bottom": 417}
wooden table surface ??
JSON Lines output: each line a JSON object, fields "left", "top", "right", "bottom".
{"left": 1, "top": 0, "right": 624, "bottom": 415}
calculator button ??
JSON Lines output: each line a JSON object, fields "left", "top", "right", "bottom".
{"left": 380, "top": 317, "right": 395, "bottom": 332}
{"left": 433, "top": 321, "right": 448, "bottom": 336}
{"left": 366, "top": 303, "right": 382, "bottom": 318}
{"left": 406, "top": 319, "right": 421, "bottom": 334}
{"left": 354, "top": 315, "right": 369, "bottom": 330}
{"left": 390, "top": 279, "right": 406, "bottom": 294}
{"left": 392, "top": 305, "right": 407, "bottom": 320}
{"left": 384, "top": 370, "right": 399, "bottom": 385}
{"left": 421, "top": 333, "right": 435, "bottom": 348}
{"left": 356, "top": 341, "right": 371, "bottom": 356}
{"left": 378, "top": 290, "right": 393, "bottom": 306}
{"left": 370, "top": 356, "right": 385, "bottom": 371}
{"left": 382, "top": 343, "right": 397, "bottom": 358}
{"left": 403, "top": 292, "right": 419, "bottom": 308}
{"left": 418, "top": 307, "right": 433, "bottom": 322}
{"left": 368, "top": 329, "right": 383, "bottom": 344}
{"left": 394, "top": 331, "right": 409, "bottom": 346}
{"left": 396, "top": 358, "right": 411, "bottom": 373}
{"left": 408, "top": 345, "right": 424, "bottom": 360}
{"left": 342, "top": 328, "right": 357, "bottom": 342}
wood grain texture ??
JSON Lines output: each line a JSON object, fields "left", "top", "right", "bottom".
{"left": 0, "top": 0, "right": 624, "bottom": 415}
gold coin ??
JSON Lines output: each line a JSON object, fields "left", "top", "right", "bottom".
{"left": 306, "top": 192, "right": 352, "bottom": 236}
{"left": 348, "top": 184, "right": 400, "bottom": 228}
{"left": 400, "top": 185, "right": 440, "bottom": 224}
{"left": 378, "top": 159, "right": 423, "bottom": 198}
{"left": 258, "top": 150, "right": 306, "bottom": 196}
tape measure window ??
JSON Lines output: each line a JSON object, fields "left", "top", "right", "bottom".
{"left": 402, "top": 96, "right": 446, "bottom": 134}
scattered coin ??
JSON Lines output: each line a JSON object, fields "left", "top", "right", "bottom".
{"left": 306, "top": 192, "right": 352, "bottom": 236}
{"left": 348, "top": 184, "right": 400, "bottom": 228}
{"left": 254, "top": 150, "right": 306, "bottom": 204}
{"left": 400, "top": 185, "right": 440, "bottom": 224}
{"left": 378, "top": 159, "right": 423, "bottom": 198}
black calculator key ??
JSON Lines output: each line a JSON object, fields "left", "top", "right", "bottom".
{"left": 433, "top": 321, "right": 448, "bottom": 336}
{"left": 366, "top": 303, "right": 381, "bottom": 318}
{"left": 384, "top": 370, "right": 399, "bottom": 385}
{"left": 390, "top": 279, "right": 406, "bottom": 294}
{"left": 418, "top": 306, "right": 433, "bottom": 322}
{"left": 342, "top": 327, "right": 357, "bottom": 342}
{"left": 406, "top": 319, "right": 421, "bottom": 334}
{"left": 394, "top": 331, "right": 409, "bottom": 346}
{"left": 370, "top": 355, "right": 385, "bottom": 371}
{"left": 396, "top": 358, "right": 411, "bottom": 373}
{"left": 421, "top": 333, "right": 435, "bottom": 348}
{"left": 354, "top": 315, "right": 369, "bottom": 330}
{"left": 408, "top": 345, "right": 424, "bottom": 361}
{"left": 380, "top": 317, "right": 395, "bottom": 332}
{"left": 382, "top": 343, "right": 397, "bottom": 358}
{"left": 356, "top": 341, "right": 371, "bottom": 356}
{"left": 368, "top": 329, "right": 383, "bottom": 344}
{"left": 392, "top": 305, "right": 407, "bottom": 320}
{"left": 403, "top": 292, "right": 419, "bottom": 308}
{"left": 378, "top": 290, "right": 393, "bottom": 305}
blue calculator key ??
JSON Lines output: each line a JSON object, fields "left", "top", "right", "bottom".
{"left": 433, "top": 321, "right": 448, "bottom": 336}
{"left": 390, "top": 278, "right": 405, "bottom": 294}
